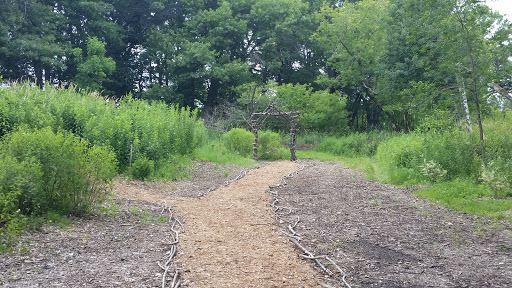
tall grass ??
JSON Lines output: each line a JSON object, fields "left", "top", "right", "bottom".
{"left": 0, "top": 83, "right": 206, "bottom": 178}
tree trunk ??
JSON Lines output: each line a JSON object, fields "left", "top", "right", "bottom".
{"left": 457, "top": 11, "right": 485, "bottom": 162}
{"left": 44, "top": 67, "right": 51, "bottom": 86}
{"left": 205, "top": 78, "right": 220, "bottom": 111}
{"left": 457, "top": 74, "right": 472, "bottom": 132}
{"left": 34, "top": 60, "right": 44, "bottom": 89}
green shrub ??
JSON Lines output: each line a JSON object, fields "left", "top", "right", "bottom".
{"left": 482, "top": 111, "right": 512, "bottom": 197}
{"left": 0, "top": 155, "right": 39, "bottom": 248}
{"left": 423, "top": 130, "right": 480, "bottom": 180}
{"left": 316, "top": 131, "right": 392, "bottom": 157}
{"left": 0, "top": 106, "right": 12, "bottom": 139}
{"left": 275, "top": 83, "right": 349, "bottom": 134}
{"left": 376, "top": 133, "right": 424, "bottom": 169}
{"left": 152, "top": 156, "right": 192, "bottom": 181}
{"left": 375, "top": 133, "right": 425, "bottom": 184}
{"left": 194, "top": 140, "right": 256, "bottom": 166}
{"left": 258, "top": 130, "right": 285, "bottom": 160}
{"left": 222, "top": 128, "right": 254, "bottom": 157}
{"left": 130, "top": 155, "right": 155, "bottom": 181}
{"left": 0, "top": 127, "right": 117, "bottom": 216}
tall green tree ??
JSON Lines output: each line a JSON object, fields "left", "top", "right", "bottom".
{"left": 72, "top": 37, "right": 115, "bottom": 91}
{"left": 0, "top": 0, "right": 68, "bottom": 87}
{"left": 313, "top": 0, "right": 401, "bottom": 131}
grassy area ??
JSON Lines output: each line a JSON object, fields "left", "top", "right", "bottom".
{"left": 416, "top": 179, "right": 512, "bottom": 222}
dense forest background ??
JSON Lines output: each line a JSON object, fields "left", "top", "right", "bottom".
{"left": 1, "top": 0, "right": 511, "bottom": 133}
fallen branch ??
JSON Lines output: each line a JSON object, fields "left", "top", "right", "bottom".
{"left": 158, "top": 203, "right": 184, "bottom": 288}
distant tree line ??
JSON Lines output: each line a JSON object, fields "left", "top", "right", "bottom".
{"left": 1, "top": 0, "right": 511, "bottom": 132}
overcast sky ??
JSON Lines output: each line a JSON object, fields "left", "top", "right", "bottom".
{"left": 485, "top": 0, "right": 512, "bottom": 21}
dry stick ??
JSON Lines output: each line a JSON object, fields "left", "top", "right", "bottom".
{"left": 288, "top": 216, "right": 300, "bottom": 237}
{"left": 161, "top": 266, "right": 170, "bottom": 288}
{"left": 200, "top": 169, "right": 249, "bottom": 197}
{"left": 158, "top": 203, "right": 183, "bottom": 288}
{"left": 289, "top": 238, "right": 332, "bottom": 276}
{"left": 301, "top": 255, "right": 352, "bottom": 288}
{"left": 171, "top": 270, "right": 180, "bottom": 288}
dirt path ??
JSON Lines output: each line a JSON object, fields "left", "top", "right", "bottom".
{"left": 116, "top": 161, "right": 322, "bottom": 287}
{"left": 171, "top": 161, "right": 320, "bottom": 287}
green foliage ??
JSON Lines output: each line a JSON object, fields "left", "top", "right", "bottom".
{"left": 140, "top": 84, "right": 184, "bottom": 106}
{"left": 421, "top": 131, "right": 480, "bottom": 180}
{"left": 257, "top": 130, "right": 286, "bottom": 160}
{"left": 276, "top": 83, "right": 349, "bottom": 134}
{"left": 130, "top": 155, "right": 154, "bottom": 181}
{"left": 416, "top": 179, "right": 512, "bottom": 223}
{"left": 316, "top": 132, "right": 393, "bottom": 157}
{"left": 152, "top": 156, "right": 192, "bottom": 181}
{"left": 358, "top": 112, "right": 512, "bottom": 190}
{"left": 194, "top": 141, "right": 256, "bottom": 167}
{"left": 0, "top": 127, "right": 117, "bottom": 248}
{"left": 375, "top": 131, "right": 476, "bottom": 184}
{"left": 419, "top": 160, "right": 448, "bottom": 183}
{"left": 222, "top": 128, "right": 254, "bottom": 158}
{"left": 0, "top": 83, "right": 206, "bottom": 178}
{"left": 73, "top": 37, "right": 116, "bottom": 91}
{"left": 0, "top": 127, "right": 117, "bottom": 216}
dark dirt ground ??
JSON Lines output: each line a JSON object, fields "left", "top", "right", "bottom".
{"left": 1, "top": 160, "right": 511, "bottom": 287}
{"left": 273, "top": 160, "right": 512, "bottom": 288}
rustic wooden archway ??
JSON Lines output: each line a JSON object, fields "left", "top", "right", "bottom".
{"left": 251, "top": 102, "right": 300, "bottom": 161}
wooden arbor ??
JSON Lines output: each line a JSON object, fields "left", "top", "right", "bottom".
{"left": 251, "top": 103, "right": 300, "bottom": 161}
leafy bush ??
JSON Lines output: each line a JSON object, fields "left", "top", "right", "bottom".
{"left": 374, "top": 133, "right": 425, "bottom": 183}
{"left": 419, "top": 159, "right": 447, "bottom": 182}
{"left": 0, "top": 155, "right": 39, "bottom": 248}
{"left": 222, "top": 128, "right": 254, "bottom": 157}
{"left": 421, "top": 130, "right": 480, "bottom": 180}
{"left": 0, "top": 127, "right": 117, "bottom": 217}
{"left": 258, "top": 130, "right": 285, "bottom": 160}
{"left": 482, "top": 111, "right": 512, "bottom": 197}
{"left": 194, "top": 140, "right": 256, "bottom": 166}
{"left": 317, "top": 131, "right": 393, "bottom": 157}
{"left": 130, "top": 155, "right": 154, "bottom": 181}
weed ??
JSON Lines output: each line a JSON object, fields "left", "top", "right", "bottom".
{"left": 332, "top": 241, "right": 346, "bottom": 247}
{"left": 129, "top": 206, "right": 140, "bottom": 216}
{"left": 415, "top": 180, "right": 512, "bottom": 223}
